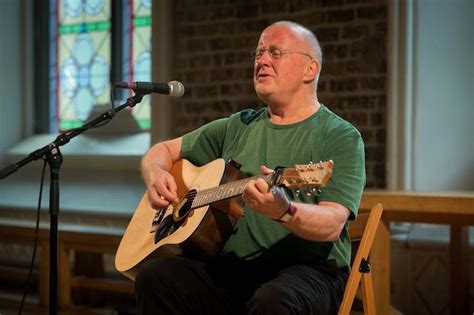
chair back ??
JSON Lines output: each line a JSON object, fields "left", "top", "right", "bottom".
{"left": 338, "top": 203, "right": 383, "bottom": 315}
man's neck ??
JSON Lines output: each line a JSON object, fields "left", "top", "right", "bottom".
{"left": 268, "top": 99, "right": 320, "bottom": 125}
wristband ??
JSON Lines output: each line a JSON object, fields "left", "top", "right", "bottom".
{"left": 274, "top": 202, "right": 297, "bottom": 223}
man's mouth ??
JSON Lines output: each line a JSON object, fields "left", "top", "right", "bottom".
{"left": 257, "top": 72, "right": 270, "bottom": 79}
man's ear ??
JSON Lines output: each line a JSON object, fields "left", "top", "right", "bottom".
{"left": 303, "top": 59, "right": 319, "bottom": 82}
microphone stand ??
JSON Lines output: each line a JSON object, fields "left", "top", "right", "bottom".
{"left": 0, "top": 93, "right": 145, "bottom": 315}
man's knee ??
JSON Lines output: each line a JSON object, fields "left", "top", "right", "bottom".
{"left": 246, "top": 282, "right": 292, "bottom": 315}
{"left": 135, "top": 255, "right": 181, "bottom": 292}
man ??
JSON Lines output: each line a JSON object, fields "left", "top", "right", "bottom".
{"left": 135, "top": 21, "right": 365, "bottom": 314}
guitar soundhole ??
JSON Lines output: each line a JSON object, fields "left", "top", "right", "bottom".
{"left": 154, "top": 215, "right": 180, "bottom": 244}
{"left": 153, "top": 189, "right": 197, "bottom": 244}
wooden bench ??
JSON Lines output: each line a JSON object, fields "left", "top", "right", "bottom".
{"left": 360, "top": 190, "right": 474, "bottom": 315}
{"left": 0, "top": 219, "right": 134, "bottom": 308}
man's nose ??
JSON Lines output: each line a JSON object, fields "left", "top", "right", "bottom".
{"left": 257, "top": 50, "right": 273, "bottom": 64}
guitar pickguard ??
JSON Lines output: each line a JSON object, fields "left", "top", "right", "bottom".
{"left": 153, "top": 188, "right": 197, "bottom": 244}
{"left": 153, "top": 215, "right": 180, "bottom": 244}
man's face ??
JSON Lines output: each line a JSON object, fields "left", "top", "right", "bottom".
{"left": 253, "top": 25, "right": 312, "bottom": 103}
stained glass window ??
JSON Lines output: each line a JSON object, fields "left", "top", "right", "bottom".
{"left": 50, "top": 0, "right": 152, "bottom": 132}
{"left": 126, "top": 0, "right": 152, "bottom": 129}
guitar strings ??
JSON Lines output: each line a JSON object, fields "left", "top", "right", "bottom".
{"left": 190, "top": 174, "right": 273, "bottom": 209}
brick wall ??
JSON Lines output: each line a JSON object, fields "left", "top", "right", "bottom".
{"left": 170, "top": 0, "right": 387, "bottom": 188}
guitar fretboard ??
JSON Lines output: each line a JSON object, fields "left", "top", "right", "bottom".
{"left": 190, "top": 174, "right": 272, "bottom": 209}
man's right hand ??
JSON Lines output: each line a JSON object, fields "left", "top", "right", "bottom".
{"left": 141, "top": 137, "right": 183, "bottom": 210}
{"left": 145, "top": 168, "right": 179, "bottom": 210}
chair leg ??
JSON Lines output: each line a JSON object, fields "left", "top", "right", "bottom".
{"left": 360, "top": 272, "right": 376, "bottom": 315}
{"left": 338, "top": 271, "right": 362, "bottom": 315}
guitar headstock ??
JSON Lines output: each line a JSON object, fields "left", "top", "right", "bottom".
{"left": 276, "top": 160, "right": 334, "bottom": 190}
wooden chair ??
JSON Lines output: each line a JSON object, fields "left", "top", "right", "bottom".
{"left": 338, "top": 203, "right": 384, "bottom": 315}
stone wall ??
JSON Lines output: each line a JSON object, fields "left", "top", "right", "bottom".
{"left": 169, "top": 0, "right": 388, "bottom": 188}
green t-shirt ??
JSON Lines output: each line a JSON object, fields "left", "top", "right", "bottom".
{"left": 181, "top": 105, "right": 366, "bottom": 269}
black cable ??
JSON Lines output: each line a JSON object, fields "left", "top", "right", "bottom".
{"left": 18, "top": 158, "right": 47, "bottom": 315}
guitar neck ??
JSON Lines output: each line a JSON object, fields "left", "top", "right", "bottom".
{"left": 191, "top": 174, "right": 271, "bottom": 209}
{"left": 188, "top": 160, "right": 333, "bottom": 210}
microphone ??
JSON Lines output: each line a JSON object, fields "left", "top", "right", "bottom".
{"left": 114, "top": 81, "right": 185, "bottom": 98}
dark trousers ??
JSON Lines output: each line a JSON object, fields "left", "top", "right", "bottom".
{"left": 135, "top": 254, "right": 348, "bottom": 315}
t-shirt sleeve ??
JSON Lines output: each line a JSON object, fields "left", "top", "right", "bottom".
{"left": 181, "top": 110, "right": 261, "bottom": 166}
{"left": 318, "top": 125, "right": 366, "bottom": 220}
{"left": 181, "top": 117, "right": 230, "bottom": 166}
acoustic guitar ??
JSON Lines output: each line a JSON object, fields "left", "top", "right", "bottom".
{"left": 115, "top": 158, "right": 333, "bottom": 280}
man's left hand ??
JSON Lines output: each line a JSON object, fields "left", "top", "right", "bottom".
{"left": 242, "top": 165, "right": 290, "bottom": 220}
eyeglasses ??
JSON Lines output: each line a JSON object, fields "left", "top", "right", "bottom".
{"left": 251, "top": 47, "right": 314, "bottom": 61}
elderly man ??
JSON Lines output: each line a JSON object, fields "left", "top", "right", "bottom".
{"left": 135, "top": 21, "right": 365, "bottom": 315}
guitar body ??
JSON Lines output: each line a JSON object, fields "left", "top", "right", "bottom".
{"left": 115, "top": 159, "right": 244, "bottom": 280}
